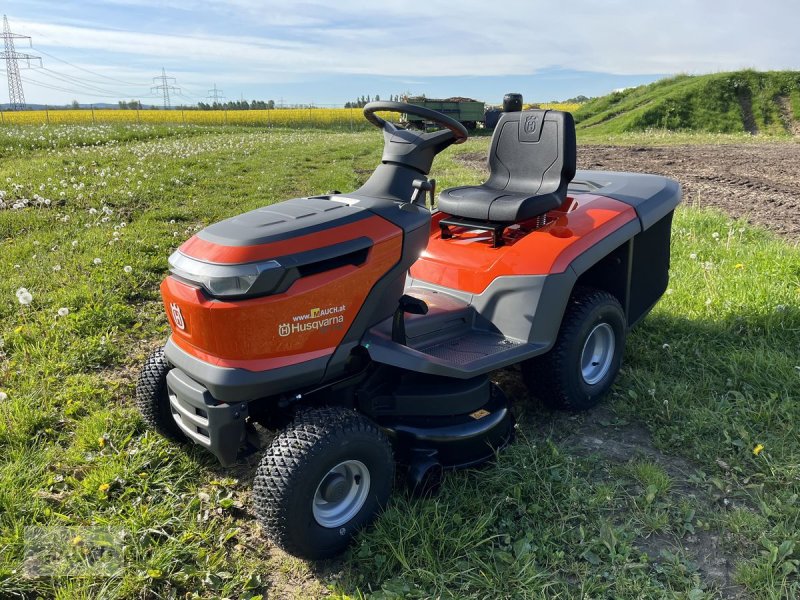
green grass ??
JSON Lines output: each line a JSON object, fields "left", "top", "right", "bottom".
{"left": 1, "top": 125, "right": 799, "bottom": 598}
{"left": 574, "top": 70, "right": 800, "bottom": 137}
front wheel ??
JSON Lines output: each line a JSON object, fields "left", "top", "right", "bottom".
{"left": 253, "top": 407, "right": 394, "bottom": 559}
{"left": 135, "top": 347, "right": 186, "bottom": 442}
{"left": 522, "top": 288, "right": 626, "bottom": 410}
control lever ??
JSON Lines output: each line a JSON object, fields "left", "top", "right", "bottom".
{"left": 392, "top": 294, "right": 429, "bottom": 345}
{"left": 410, "top": 178, "right": 436, "bottom": 208}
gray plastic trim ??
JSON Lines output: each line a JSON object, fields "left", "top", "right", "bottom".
{"left": 163, "top": 337, "right": 330, "bottom": 403}
{"left": 571, "top": 170, "right": 681, "bottom": 230}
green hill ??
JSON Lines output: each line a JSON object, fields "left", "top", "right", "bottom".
{"left": 573, "top": 70, "right": 800, "bottom": 136}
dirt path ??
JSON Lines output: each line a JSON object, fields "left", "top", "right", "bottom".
{"left": 457, "top": 143, "right": 800, "bottom": 242}
{"left": 777, "top": 96, "right": 800, "bottom": 137}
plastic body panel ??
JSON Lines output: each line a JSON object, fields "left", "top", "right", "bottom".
{"left": 411, "top": 194, "right": 639, "bottom": 294}
{"left": 163, "top": 215, "right": 402, "bottom": 372}
{"left": 166, "top": 367, "right": 246, "bottom": 466}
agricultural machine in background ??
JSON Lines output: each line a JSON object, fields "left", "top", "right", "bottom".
{"left": 403, "top": 93, "right": 523, "bottom": 130}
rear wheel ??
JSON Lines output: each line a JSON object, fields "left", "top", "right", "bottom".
{"left": 253, "top": 407, "right": 394, "bottom": 559}
{"left": 136, "top": 347, "right": 186, "bottom": 442}
{"left": 522, "top": 288, "right": 626, "bottom": 410}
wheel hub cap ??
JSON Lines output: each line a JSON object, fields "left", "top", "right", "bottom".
{"left": 312, "top": 460, "right": 371, "bottom": 528}
{"left": 580, "top": 323, "right": 615, "bottom": 385}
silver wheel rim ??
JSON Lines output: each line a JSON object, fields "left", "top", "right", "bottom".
{"left": 312, "top": 460, "right": 371, "bottom": 528}
{"left": 580, "top": 323, "right": 615, "bottom": 385}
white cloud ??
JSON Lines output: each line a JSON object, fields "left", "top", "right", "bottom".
{"left": 8, "top": 0, "right": 800, "bottom": 104}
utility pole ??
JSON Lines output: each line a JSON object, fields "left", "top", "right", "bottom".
{"left": 1, "top": 15, "right": 42, "bottom": 111}
{"left": 207, "top": 83, "right": 225, "bottom": 104}
{"left": 151, "top": 67, "right": 179, "bottom": 109}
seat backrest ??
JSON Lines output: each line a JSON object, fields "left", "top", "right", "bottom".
{"left": 485, "top": 110, "right": 576, "bottom": 198}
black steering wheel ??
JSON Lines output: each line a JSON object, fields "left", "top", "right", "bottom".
{"left": 363, "top": 101, "right": 468, "bottom": 144}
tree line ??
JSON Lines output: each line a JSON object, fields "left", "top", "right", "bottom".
{"left": 344, "top": 94, "right": 404, "bottom": 108}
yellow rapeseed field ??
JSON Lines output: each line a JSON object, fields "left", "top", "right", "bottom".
{"left": 0, "top": 103, "right": 584, "bottom": 127}
{"left": 525, "top": 102, "right": 583, "bottom": 112}
{"left": 0, "top": 108, "right": 368, "bottom": 127}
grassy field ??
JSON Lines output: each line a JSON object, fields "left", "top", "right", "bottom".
{"left": 573, "top": 70, "right": 800, "bottom": 137}
{"left": 0, "top": 124, "right": 799, "bottom": 599}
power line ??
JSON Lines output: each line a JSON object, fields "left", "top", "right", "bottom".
{"left": 151, "top": 67, "right": 179, "bottom": 109}
{"left": 20, "top": 73, "right": 130, "bottom": 99}
{"left": 32, "top": 46, "right": 144, "bottom": 87}
{"left": 206, "top": 82, "right": 225, "bottom": 104}
{"left": 1, "top": 14, "right": 41, "bottom": 110}
{"left": 40, "top": 67, "right": 130, "bottom": 97}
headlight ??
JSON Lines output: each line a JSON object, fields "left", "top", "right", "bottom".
{"left": 168, "top": 251, "right": 282, "bottom": 298}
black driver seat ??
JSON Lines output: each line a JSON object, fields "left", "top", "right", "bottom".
{"left": 438, "top": 110, "right": 576, "bottom": 222}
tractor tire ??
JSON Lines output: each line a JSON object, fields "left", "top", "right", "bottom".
{"left": 135, "top": 347, "right": 186, "bottom": 443}
{"left": 253, "top": 407, "right": 394, "bottom": 560}
{"left": 522, "top": 288, "right": 626, "bottom": 411}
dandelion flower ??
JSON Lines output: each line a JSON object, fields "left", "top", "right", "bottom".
{"left": 753, "top": 444, "right": 764, "bottom": 456}
{"left": 123, "top": 265, "right": 132, "bottom": 274}
{"left": 57, "top": 307, "right": 69, "bottom": 317}
{"left": 98, "top": 436, "right": 106, "bottom": 448}
{"left": 71, "top": 536, "right": 83, "bottom": 546}
{"left": 93, "top": 258, "right": 102, "bottom": 265}
{"left": 98, "top": 483, "right": 110, "bottom": 493}
{"left": 734, "top": 263, "right": 744, "bottom": 269}
{"left": 16, "top": 288, "right": 33, "bottom": 305}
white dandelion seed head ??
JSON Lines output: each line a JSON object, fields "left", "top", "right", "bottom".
{"left": 16, "top": 288, "right": 33, "bottom": 305}
{"left": 57, "top": 307, "right": 69, "bottom": 317}
{"left": 93, "top": 258, "right": 102, "bottom": 265}
{"left": 689, "top": 253, "right": 697, "bottom": 260}
{"left": 123, "top": 265, "right": 132, "bottom": 274}
{"left": 88, "top": 207, "right": 98, "bottom": 215}
{"left": 662, "top": 343, "right": 670, "bottom": 350}
{"left": 52, "top": 264, "right": 61, "bottom": 272}
{"left": 71, "top": 240, "right": 78, "bottom": 247}
{"left": 711, "top": 232, "right": 720, "bottom": 239}
{"left": 0, "top": 391, "right": 7, "bottom": 402}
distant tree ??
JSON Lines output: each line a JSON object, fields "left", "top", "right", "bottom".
{"left": 375, "top": 94, "right": 380, "bottom": 101}
{"left": 70, "top": 99, "right": 80, "bottom": 109}
{"left": 117, "top": 99, "right": 142, "bottom": 110}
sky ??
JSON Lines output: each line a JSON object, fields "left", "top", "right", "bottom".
{"left": 2, "top": 0, "right": 799, "bottom": 107}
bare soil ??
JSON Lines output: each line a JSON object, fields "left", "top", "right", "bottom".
{"left": 457, "top": 142, "right": 800, "bottom": 243}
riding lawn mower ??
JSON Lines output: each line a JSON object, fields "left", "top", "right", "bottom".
{"left": 136, "top": 100, "right": 681, "bottom": 559}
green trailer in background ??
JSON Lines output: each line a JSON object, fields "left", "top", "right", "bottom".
{"left": 402, "top": 96, "right": 486, "bottom": 129}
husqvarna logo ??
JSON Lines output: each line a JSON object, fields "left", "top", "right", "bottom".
{"left": 170, "top": 302, "right": 186, "bottom": 331}
{"left": 524, "top": 115, "right": 538, "bottom": 134}
{"left": 278, "top": 305, "right": 346, "bottom": 337}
